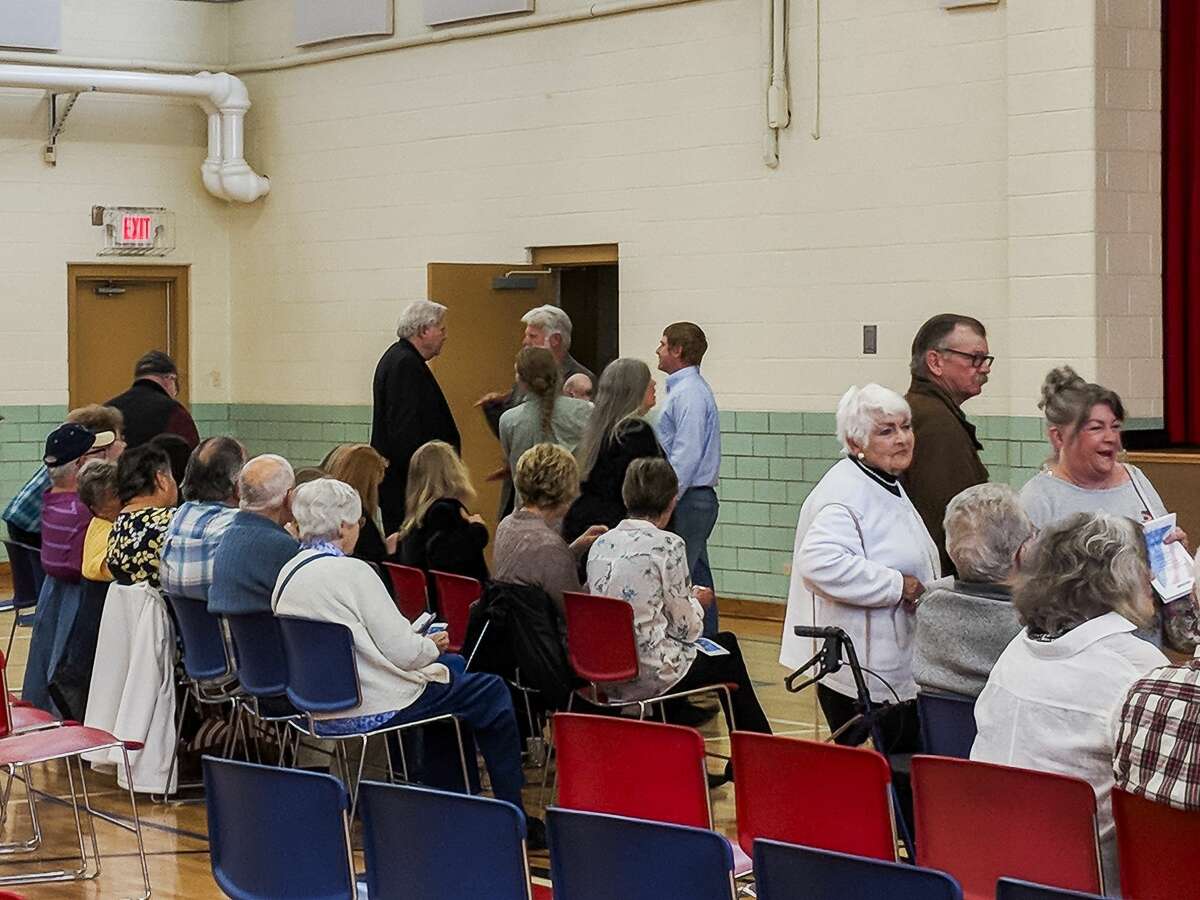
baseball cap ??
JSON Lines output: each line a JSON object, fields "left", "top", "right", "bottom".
{"left": 133, "top": 350, "right": 178, "bottom": 378}
{"left": 43, "top": 424, "right": 117, "bottom": 467}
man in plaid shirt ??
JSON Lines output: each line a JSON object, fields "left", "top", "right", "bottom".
{"left": 2, "top": 466, "right": 50, "bottom": 546}
{"left": 1114, "top": 636, "right": 1200, "bottom": 812}
{"left": 160, "top": 437, "right": 247, "bottom": 601}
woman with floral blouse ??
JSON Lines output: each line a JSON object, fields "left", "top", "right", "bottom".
{"left": 107, "top": 444, "right": 178, "bottom": 587}
{"left": 586, "top": 457, "right": 771, "bottom": 756}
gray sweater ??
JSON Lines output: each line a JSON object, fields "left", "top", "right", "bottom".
{"left": 913, "top": 577, "right": 1021, "bottom": 698}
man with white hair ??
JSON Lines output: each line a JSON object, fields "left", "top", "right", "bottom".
{"left": 208, "top": 454, "right": 300, "bottom": 615}
{"left": 371, "top": 299, "right": 461, "bottom": 531}
{"left": 912, "top": 483, "right": 1031, "bottom": 698}
{"left": 477, "top": 304, "right": 595, "bottom": 515}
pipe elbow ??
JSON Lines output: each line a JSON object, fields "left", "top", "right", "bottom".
{"left": 197, "top": 70, "right": 251, "bottom": 111}
{"left": 218, "top": 162, "right": 270, "bottom": 203}
{"left": 201, "top": 159, "right": 227, "bottom": 200}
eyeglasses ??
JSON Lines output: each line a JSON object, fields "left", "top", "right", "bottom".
{"left": 937, "top": 347, "right": 995, "bottom": 369}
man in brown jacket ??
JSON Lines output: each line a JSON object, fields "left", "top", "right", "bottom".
{"left": 902, "top": 314, "right": 992, "bottom": 576}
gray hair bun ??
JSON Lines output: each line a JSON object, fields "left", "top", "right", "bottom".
{"left": 1038, "top": 365, "right": 1085, "bottom": 413}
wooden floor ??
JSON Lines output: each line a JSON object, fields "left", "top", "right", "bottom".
{"left": 0, "top": 586, "right": 825, "bottom": 899}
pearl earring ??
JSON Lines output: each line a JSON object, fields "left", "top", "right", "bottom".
{"left": 857, "top": 451, "right": 865, "bottom": 460}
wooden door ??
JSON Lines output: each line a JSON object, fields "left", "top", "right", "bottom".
{"left": 427, "top": 262, "right": 557, "bottom": 536}
{"left": 68, "top": 265, "right": 189, "bottom": 409}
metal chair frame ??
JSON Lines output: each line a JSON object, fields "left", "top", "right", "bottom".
{"left": 0, "top": 728, "right": 151, "bottom": 899}
{"left": 1, "top": 540, "right": 43, "bottom": 660}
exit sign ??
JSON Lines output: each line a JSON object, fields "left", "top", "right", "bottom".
{"left": 119, "top": 214, "right": 154, "bottom": 246}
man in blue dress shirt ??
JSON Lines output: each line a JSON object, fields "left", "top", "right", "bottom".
{"left": 655, "top": 322, "right": 722, "bottom": 636}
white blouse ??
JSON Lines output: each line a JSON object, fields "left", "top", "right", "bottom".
{"left": 586, "top": 518, "right": 704, "bottom": 702}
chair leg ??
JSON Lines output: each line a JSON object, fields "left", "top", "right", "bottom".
{"left": 449, "top": 718, "right": 471, "bottom": 796}
{"left": 117, "top": 747, "right": 152, "bottom": 900}
{"left": 347, "top": 735, "right": 369, "bottom": 821}
{"left": 4, "top": 615, "right": 17, "bottom": 663}
{"left": 72, "top": 756, "right": 103, "bottom": 880}
{"left": 157, "top": 684, "right": 192, "bottom": 802}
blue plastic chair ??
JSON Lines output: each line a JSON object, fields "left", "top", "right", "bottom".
{"left": 2, "top": 540, "right": 44, "bottom": 658}
{"left": 548, "top": 808, "right": 736, "bottom": 900}
{"left": 225, "top": 612, "right": 291, "bottom": 704}
{"left": 754, "top": 839, "right": 963, "bottom": 900}
{"left": 277, "top": 616, "right": 470, "bottom": 816}
{"left": 918, "top": 690, "right": 978, "bottom": 759}
{"left": 997, "top": 878, "right": 1104, "bottom": 899}
{"left": 359, "top": 781, "right": 535, "bottom": 900}
{"left": 203, "top": 756, "right": 356, "bottom": 900}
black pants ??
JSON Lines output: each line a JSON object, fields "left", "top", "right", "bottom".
{"left": 670, "top": 632, "right": 771, "bottom": 734}
{"left": 817, "top": 684, "right": 920, "bottom": 754}
{"left": 7, "top": 523, "right": 40, "bottom": 548}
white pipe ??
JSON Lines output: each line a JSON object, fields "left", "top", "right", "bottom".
{"left": 768, "top": 0, "right": 789, "bottom": 129}
{"left": 761, "top": 0, "right": 779, "bottom": 167}
{"left": 0, "top": 64, "right": 268, "bottom": 203}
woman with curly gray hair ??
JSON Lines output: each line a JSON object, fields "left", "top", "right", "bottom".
{"left": 971, "top": 511, "right": 1168, "bottom": 893}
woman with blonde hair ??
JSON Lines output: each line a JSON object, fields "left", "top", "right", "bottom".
{"left": 493, "top": 443, "right": 607, "bottom": 611}
{"left": 498, "top": 347, "right": 592, "bottom": 509}
{"left": 325, "top": 443, "right": 398, "bottom": 569}
{"left": 397, "top": 440, "right": 490, "bottom": 584}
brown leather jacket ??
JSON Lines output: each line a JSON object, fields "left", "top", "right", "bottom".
{"left": 900, "top": 376, "right": 989, "bottom": 576}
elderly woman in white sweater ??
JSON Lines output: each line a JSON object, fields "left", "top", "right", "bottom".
{"left": 272, "top": 478, "right": 536, "bottom": 835}
{"left": 781, "top": 384, "right": 940, "bottom": 751}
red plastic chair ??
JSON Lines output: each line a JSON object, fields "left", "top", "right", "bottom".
{"left": 912, "top": 755, "right": 1103, "bottom": 900}
{"left": 1112, "top": 787, "right": 1200, "bottom": 899}
{"left": 553, "top": 712, "right": 752, "bottom": 875}
{"left": 429, "top": 571, "right": 481, "bottom": 654}
{"left": 0, "top": 725, "right": 151, "bottom": 897}
{"left": 731, "top": 731, "right": 897, "bottom": 862}
{"left": 555, "top": 712, "right": 711, "bottom": 828}
{"left": 381, "top": 562, "right": 431, "bottom": 621}
{"left": 562, "top": 591, "right": 734, "bottom": 724}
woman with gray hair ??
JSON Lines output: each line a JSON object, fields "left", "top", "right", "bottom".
{"left": 781, "top": 384, "right": 940, "bottom": 752}
{"left": 272, "top": 478, "right": 541, "bottom": 841}
{"left": 564, "top": 357, "right": 663, "bottom": 544}
{"left": 972, "top": 511, "right": 1168, "bottom": 893}
{"left": 912, "top": 484, "right": 1033, "bottom": 698}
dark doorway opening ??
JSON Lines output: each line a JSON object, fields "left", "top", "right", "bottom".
{"left": 559, "top": 264, "right": 619, "bottom": 380}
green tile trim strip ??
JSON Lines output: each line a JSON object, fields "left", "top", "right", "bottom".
{"left": 0, "top": 405, "right": 1167, "bottom": 583}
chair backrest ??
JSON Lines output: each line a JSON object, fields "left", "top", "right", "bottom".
{"left": 203, "top": 756, "right": 356, "bottom": 900}
{"left": 554, "top": 712, "right": 711, "bottom": 828}
{"left": 732, "top": 731, "right": 896, "bottom": 861}
{"left": 429, "top": 570, "right": 481, "bottom": 654}
{"left": 562, "top": 591, "right": 639, "bottom": 684}
{"left": 753, "top": 839, "right": 962, "bottom": 900}
{"left": 912, "top": 755, "right": 1103, "bottom": 898}
{"left": 277, "top": 616, "right": 361, "bottom": 715}
{"left": 381, "top": 562, "right": 430, "bottom": 621}
{"left": 359, "top": 781, "right": 532, "bottom": 900}
{"left": 225, "top": 612, "right": 290, "bottom": 698}
{"left": 3, "top": 540, "right": 44, "bottom": 610}
{"left": 996, "top": 878, "right": 1104, "bottom": 899}
{"left": 548, "top": 808, "right": 736, "bottom": 900}
{"left": 1112, "top": 786, "right": 1200, "bottom": 899}
{"left": 918, "top": 690, "right": 978, "bottom": 759}
{"left": 165, "top": 593, "right": 234, "bottom": 683}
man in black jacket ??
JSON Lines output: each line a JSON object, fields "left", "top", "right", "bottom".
{"left": 105, "top": 350, "right": 199, "bottom": 450}
{"left": 371, "top": 300, "right": 461, "bottom": 532}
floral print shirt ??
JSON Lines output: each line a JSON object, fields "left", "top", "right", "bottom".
{"left": 107, "top": 506, "right": 174, "bottom": 588}
{"left": 585, "top": 518, "right": 704, "bottom": 701}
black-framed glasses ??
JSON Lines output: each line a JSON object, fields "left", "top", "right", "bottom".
{"left": 938, "top": 347, "right": 994, "bottom": 369}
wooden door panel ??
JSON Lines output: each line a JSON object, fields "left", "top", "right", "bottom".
{"left": 426, "top": 263, "right": 557, "bottom": 538}
{"left": 72, "top": 281, "right": 169, "bottom": 407}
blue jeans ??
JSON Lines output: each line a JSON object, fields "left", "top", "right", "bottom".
{"left": 671, "top": 486, "right": 719, "bottom": 636}
{"left": 385, "top": 658, "right": 526, "bottom": 814}
{"left": 21, "top": 577, "right": 84, "bottom": 715}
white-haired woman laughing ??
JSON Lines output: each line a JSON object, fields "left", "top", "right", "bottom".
{"left": 780, "top": 384, "right": 940, "bottom": 752}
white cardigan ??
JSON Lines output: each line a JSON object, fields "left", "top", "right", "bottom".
{"left": 272, "top": 550, "right": 448, "bottom": 720}
{"left": 780, "top": 457, "right": 940, "bottom": 702}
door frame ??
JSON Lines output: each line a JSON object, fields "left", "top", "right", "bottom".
{"left": 67, "top": 264, "right": 190, "bottom": 409}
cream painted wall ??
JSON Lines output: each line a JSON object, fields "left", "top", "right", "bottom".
{"left": 0, "top": 0, "right": 234, "bottom": 406}
{"left": 0, "top": 0, "right": 1165, "bottom": 419}
{"left": 227, "top": 0, "right": 1164, "bottom": 420}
